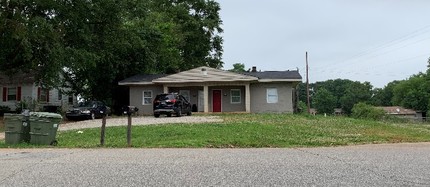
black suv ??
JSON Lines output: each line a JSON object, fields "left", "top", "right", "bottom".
{"left": 153, "top": 93, "right": 192, "bottom": 118}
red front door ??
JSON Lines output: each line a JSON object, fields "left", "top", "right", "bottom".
{"left": 212, "top": 90, "right": 222, "bottom": 112}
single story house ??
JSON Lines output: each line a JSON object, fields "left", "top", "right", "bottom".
{"left": 379, "top": 106, "right": 423, "bottom": 121}
{"left": 0, "top": 73, "right": 77, "bottom": 112}
{"left": 119, "top": 66, "right": 302, "bottom": 115}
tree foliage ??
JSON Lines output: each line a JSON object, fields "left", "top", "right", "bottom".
{"left": 0, "top": 0, "right": 224, "bottom": 108}
{"left": 229, "top": 63, "right": 246, "bottom": 73}
{"left": 392, "top": 73, "right": 430, "bottom": 112}
{"left": 351, "top": 102, "right": 386, "bottom": 120}
{"left": 312, "top": 88, "right": 336, "bottom": 115}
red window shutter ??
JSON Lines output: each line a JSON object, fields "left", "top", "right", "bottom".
{"left": 2, "top": 87, "right": 6, "bottom": 101}
{"left": 38, "top": 87, "right": 41, "bottom": 100}
{"left": 46, "top": 90, "right": 50, "bottom": 102}
{"left": 17, "top": 87, "right": 21, "bottom": 101}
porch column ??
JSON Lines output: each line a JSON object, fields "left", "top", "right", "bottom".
{"left": 204, "top": 85, "right": 209, "bottom": 113}
{"left": 163, "top": 85, "right": 168, "bottom": 93}
{"left": 245, "top": 83, "right": 251, "bottom": 113}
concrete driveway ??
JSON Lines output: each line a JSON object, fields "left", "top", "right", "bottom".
{"left": 1, "top": 143, "right": 430, "bottom": 186}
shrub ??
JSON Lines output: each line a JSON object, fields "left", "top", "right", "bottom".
{"left": 351, "top": 102, "right": 386, "bottom": 120}
{"left": 0, "top": 105, "right": 11, "bottom": 116}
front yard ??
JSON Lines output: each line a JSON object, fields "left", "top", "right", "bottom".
{"left": 1, "top": 113, "right": 430, "bottom": 148}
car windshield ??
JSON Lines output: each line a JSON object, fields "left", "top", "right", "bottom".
{"left": 78, "top": 101, "right": 94, "bottom": 107}
{"left": 156, "top": 94, "right": 175, "bottom": 101}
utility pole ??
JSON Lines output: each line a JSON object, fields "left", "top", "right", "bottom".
{"left": 306, "top": 52, "right": 311, "bottom": 114}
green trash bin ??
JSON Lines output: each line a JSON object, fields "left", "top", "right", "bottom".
{"left": 29, "top": 112, "right": 62, "bottom": 145}
{"left": 4, "top": 113, "right": 30, "bottom": 144}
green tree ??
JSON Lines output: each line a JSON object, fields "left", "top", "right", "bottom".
{"left": 392, "top": 73, "right": 430, "bottom": 112}
{"left": 313, "top": 88, "right": 336, "bottom": 115}
{"left": 0, "top": 0, "right": 65, "bottom": 87}
{"left": 1, "top": 0, "right": 224, "bottom": 110}
{"left": 370, "top": 81, "right": 400, "bottom": 106}
{"left": 229, "top": 63, "right": 246, "bottom": 72}
{"left": 340, "top": 81, "right": 373, "bottom": 114}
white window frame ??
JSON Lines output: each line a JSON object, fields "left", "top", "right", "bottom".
{"left": 142, "top": 90, "right": 153, "bottom": 105}
{"left": 267, "top": 88, "right": 278, "bottom": 103}
{"left": 230, "top": 89, "right": 241, "bottom": 104}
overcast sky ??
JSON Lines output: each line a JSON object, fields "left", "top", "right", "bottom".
{"left": 216, "top": 0, "right": 430, "bottom": 88}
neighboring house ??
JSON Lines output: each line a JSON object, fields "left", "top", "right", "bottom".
{"left": 379, "top": 106, "right": 423, "bottom": 121}
{"left": 0, "top": 73, "right": 77, "bottom": 112}
{"left": 118, "top": 66, "right": 302, "bottom": 115}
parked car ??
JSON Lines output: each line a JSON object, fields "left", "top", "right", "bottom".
{"left": 66, "top": 101, "right": 110, "bottom": 120}
{"left": 153, "top": 93, "right": 192, "bottom": 118}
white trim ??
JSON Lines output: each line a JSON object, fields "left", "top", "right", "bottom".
{"left": 142, "top": 90, "right": 153, "bottom": 105}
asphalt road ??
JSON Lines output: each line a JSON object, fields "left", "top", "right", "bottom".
{"left": 1, "top": 143, "right": 430, "bottom": 186}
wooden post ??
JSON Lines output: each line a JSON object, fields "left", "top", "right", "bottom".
{"left": 127, "top": 113, "right": 132, "bottom": 147}
{"left": 100, "top": 115, "right": 106, "bottom": 146}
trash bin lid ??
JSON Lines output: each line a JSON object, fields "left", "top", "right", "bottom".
{"left": 30, "top": 112, "right": 63, "bottom": 119}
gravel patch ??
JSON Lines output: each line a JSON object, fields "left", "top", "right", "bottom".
{"left": 59, "top": 115, "right": 223, "bottom": 131}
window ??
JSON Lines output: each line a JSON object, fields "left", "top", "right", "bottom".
{"left": 231, "top": 89, "right": 241, "bottom": 104}
{"left": 7, "top": 87, "right": 17, "bottom": 101}
{"left": 142, "top": 90, "right": 152, "bottom": 105}
{"left": 39, "top": 88, "right": 49, "bottom": 102}
{"left": 68, "top": 95, "right": 74, "bottom": 105}
{"left": 267, "top": 88, "right": 278, "bottom": 103}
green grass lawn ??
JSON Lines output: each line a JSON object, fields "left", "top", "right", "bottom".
{"left": 1, "top": 113, "right": 430, "bottom": 148}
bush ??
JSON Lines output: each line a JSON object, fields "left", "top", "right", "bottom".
{"left": 351, "top": 102, "right": 386, "bottom": 120}
{"left": 0, "top": 105, "right": 11, "bottom": 116}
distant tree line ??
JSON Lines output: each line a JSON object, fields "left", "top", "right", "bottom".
{"left": 298, "top": 58, "right": 430, "bottom": 116}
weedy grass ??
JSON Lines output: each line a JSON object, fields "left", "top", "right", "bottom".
{"left": 1, "top": 113, "right": 430, "bottom": 148}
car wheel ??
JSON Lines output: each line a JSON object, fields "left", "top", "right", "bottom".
{"left": 154, "top": 114, "right": 160, "bottom": 118}
{"left": 167, "top": 113, "right": 172, "bottom": 117}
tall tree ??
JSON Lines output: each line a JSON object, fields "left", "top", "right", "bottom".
{"left": 1, "top": 0, "right": 224, "bottom": 111}
{"left": 0, "top": 0, "right": 64, "bottom": 87}
{"left": 370, "top": 81, "right": 400, "bottom": 106}
{"left": 392, "top": 73, "right": 430, "bottom": 112}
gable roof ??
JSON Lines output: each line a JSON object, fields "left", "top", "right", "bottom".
{"left": 118, "top": 66, "right": 303, "bottom": 85}
{"left": 118, "top": 74, "right": 167, "bottom": 85}
{"left": 152, "top": 66, "right": 258, "bottom": 83}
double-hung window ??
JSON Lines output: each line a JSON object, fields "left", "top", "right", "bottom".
{"left": 231, "top": 89, "right": 241, "bottom": 104}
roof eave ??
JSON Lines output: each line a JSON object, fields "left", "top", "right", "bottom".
{"left": 118, "top": 82, "right": 154, "bottom": 86}
{"left": 258, "top": 79, "right": 302, "bottom": 82}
